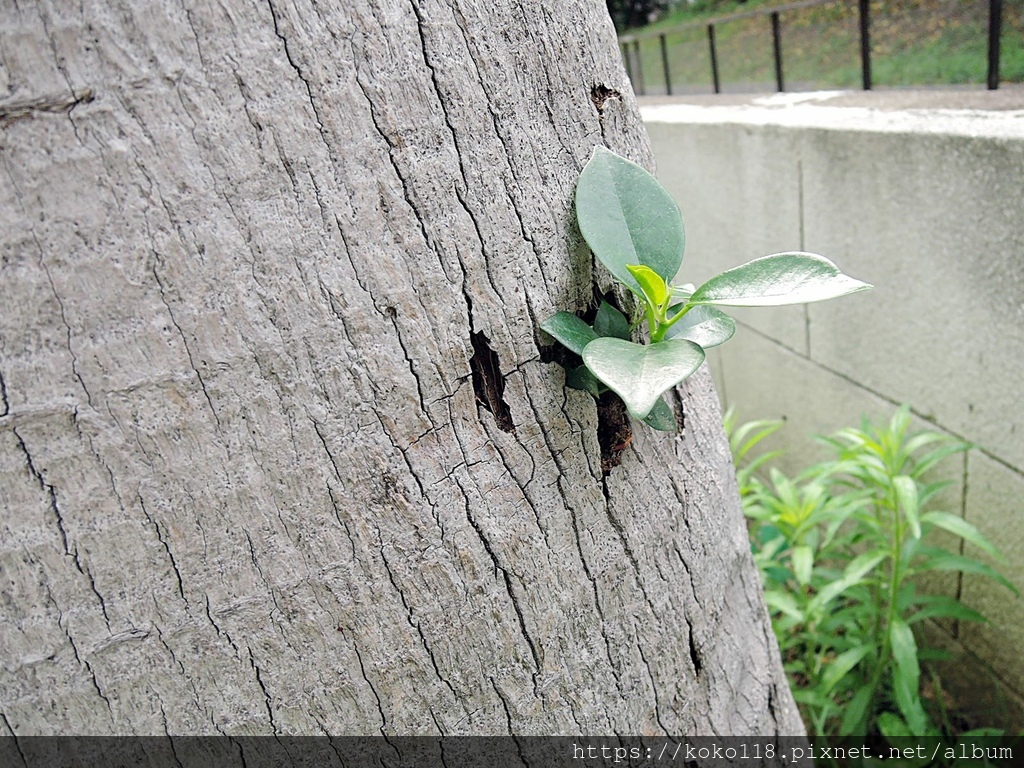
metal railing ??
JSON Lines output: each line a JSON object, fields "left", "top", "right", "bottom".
{"left": 618, "top": 0, "right": 1006, "bottom": 94}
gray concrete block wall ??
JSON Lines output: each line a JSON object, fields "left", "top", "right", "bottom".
{"left": 644, "top": 98, "right": 1024, "bottom": 728}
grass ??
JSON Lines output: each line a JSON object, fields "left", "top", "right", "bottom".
{"left": 622, "top": 0, "right": 1024, "bottom": 94}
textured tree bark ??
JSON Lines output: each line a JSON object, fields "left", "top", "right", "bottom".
{"left": 0, "top": 0, "right": 803, "bottom": 738}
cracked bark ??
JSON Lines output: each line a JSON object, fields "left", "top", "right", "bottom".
{"left": 0, "top": 0, "right": 802, "bottom": 737}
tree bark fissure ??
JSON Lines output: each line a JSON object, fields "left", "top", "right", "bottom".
{"left": 453, "top": 475, "right": 543, "bottom": 680}
{"left": 378, "top": 542, "right": 459, "bottom": 701}
{"left": 46, "top": 584, "right": 115, "bottom": 720}
{"left": 12, "top": 426, "right": 108, "bottom": 627}
{"left": 0, "top": 368, "right": 9, "bottom": 417}
{"left": 248, "top": 650, "right": 280, "bottom": 736}
{"left": 139, "top": 495, "right": 188, "bottom": 606}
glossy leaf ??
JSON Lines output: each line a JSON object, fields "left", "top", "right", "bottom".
{"left": 540, "top": 312, "right": 597, "bottom": 356}
{"left": 575, "top": 146, "right": 685, "bottom": 294}
{"left": 666, "top": 305, "right": 736, "bottom": 348}
{"left": 565, "top": 365, "right": 603, "bottom": 397}
{"left": 626, "top": 264, "right": 670, "bottom": 309}
{"left": 593, "top": 300, "right": 631, "bottom": 340}
{"left": 642, "top": 397, "right": 677, "bottom": 432}
{"left": 582, "top": 337, "right": 704, "bottom": 420}
{"left": 687, "top": 252, "right": 872, "bottom": 308}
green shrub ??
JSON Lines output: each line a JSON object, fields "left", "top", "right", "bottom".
{"left": 726, "top": 406, "right": 1017, "bottom": 744}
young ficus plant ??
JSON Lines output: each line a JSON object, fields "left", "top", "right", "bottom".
{"left": 542, "top": 146, "right": 872, "bottom": 431}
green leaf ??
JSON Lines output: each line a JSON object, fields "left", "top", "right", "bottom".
{"left": 821, "top": 645, "right": 871, "bottom": 695}
{"left": 540, "top": 312, "right": 597, "bottom": 356}
{"left": 890, "top": 618, "right": 929, "bottom": 735}
{"left": 877, "top": 711, "right": 913, "bottom": 739}
{"left": 593, "top": 300, "right": 631, "bottom": 340}
{"left": 626, "top": 264, "right": 670, "bottom": 311}
{"left": 565, "top": 365, "right": 603, "bottom": 397}
{"left": 666, "top": 305, "right": 736, "bottom": 348}
{"left": 642, "top": 397, "right": 677, "bottom": 432}
{"left": 792, "top": 545, "right": 813, "bottom": 586}
{"left": 687, "top": 252, "right": 871, "bottom": 308}
{"left": 582, "top": 338, "right": 704, "bottom": 420}
{"left": 890, "top": 618, "right": 920, "bottom": 682}
{"left": 839, "top": 683, "right": 875, "bottom": 736}
{"left": 911, "top": 548, "right": 1018, "bottom": 595}
{"left": 809, "top": 549, "right": 886, "bottom": 613}
{"left": 763, "top": 590, "right": 804, "bottom": 622}
{"left": 894, "top": 475, "right": 922, "bottom": 539}
{"left": 920, "top": 511, "right": 1002, "bottom": 560}
{"left": 906, "top": 595, "right": 987, "bottom": 625}
{"left": 575, "top": 146, "right": 685, "bottom": 293}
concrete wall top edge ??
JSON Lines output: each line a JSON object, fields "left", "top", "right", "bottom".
{"left": 639, "top": 102, "right": 1024, "bottom": 140}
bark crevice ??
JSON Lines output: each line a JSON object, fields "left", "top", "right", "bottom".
{"left": 0, "top": 87, "right": 95, "bottom": 126}
{"left": 469, "top": 331, "right": 514, "bottom": 434}
{"left": 379, "top": 541, "right": 459, "bottom": 700}
{"left": 139, "top": 495, "right": 188, "bottom": 606}
{"left": 455, "top": 478, "right": 542, "bottom": 686}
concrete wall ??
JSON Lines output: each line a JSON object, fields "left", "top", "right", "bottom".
{"left": 643, "top": 93, "right": 1024, "bottom": 728}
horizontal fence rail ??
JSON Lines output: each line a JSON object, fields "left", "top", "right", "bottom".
{"left": 619, "top": 0, "right": 1006, "bottom": 95}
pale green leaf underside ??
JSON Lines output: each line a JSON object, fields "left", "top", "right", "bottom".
{"left": 583, "top": 337, "right": 704, "bottom": 420}
{"left": 688, "top": 252, "right": 872, "bottom": 307}
{"left": 575, "top": 146, "right": 685, "bottom": 294}
{"left": 666, "top": 305, "right": 736, "bottom": 348}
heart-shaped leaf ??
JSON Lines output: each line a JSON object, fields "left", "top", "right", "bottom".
{"left": 642, "top": 397, "right": 677, "bottom": 432}
{"left": 582, "top": 338, "right": 704, "bottom": 420}
{"left": 666, "top": 305, "right": 736, "bottom": 348}
{"left": 575, "top": 146, "right": 685, "bottom": 295}
{"left": 540, "top": 312, "right": 597, "bottom": 356}
{"left": 593, "top": 300, "right": 631, "bottom": 340}
{"left": 687, "top": 252, "right": 871, "bottom": 307}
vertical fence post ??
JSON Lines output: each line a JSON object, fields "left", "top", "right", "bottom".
{"left": 707, "top": 24, "right": 721, "bottom": 94}
{"left": 858, "top": 0, "right": 872, "bottom": 90}
{"left": 622, "top": 42, "right": 634, "bottom": 88}
{"left": 771, "top": 12, "right": 784, "bottom": 92}
{"left": 659, "top": 34, "right": 673, "bottom": 96}
{"left": 633, "top": 39, "right": 646, "bottom": 95}
{"left": 988, "top": 0, "right": 1003, "bottom": 90}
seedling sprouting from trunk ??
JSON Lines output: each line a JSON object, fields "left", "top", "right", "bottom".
{"left": 542, "top": 146, "right": 871, "bottom": 431}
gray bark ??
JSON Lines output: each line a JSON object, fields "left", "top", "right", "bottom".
{"left": 0, "top": 0, "right": 802, "bottom": 737}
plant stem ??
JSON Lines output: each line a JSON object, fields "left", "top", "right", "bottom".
{"left": 650, "top": 303, "right": 693, "bottom": 342}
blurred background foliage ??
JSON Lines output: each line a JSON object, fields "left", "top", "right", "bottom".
{"left": 613, "top": 0, "right": 1023, "bottom": 91}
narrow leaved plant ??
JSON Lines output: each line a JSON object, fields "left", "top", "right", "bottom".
{"left": 729, "top": 407, "right": 1018, "bottom": 743}
{"left": 542, "top": 146, "right": 872, "bottom": 430}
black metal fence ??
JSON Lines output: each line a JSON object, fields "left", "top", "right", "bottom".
{"left": 619, "top": 0, "right": 1006, "bottom": 95}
